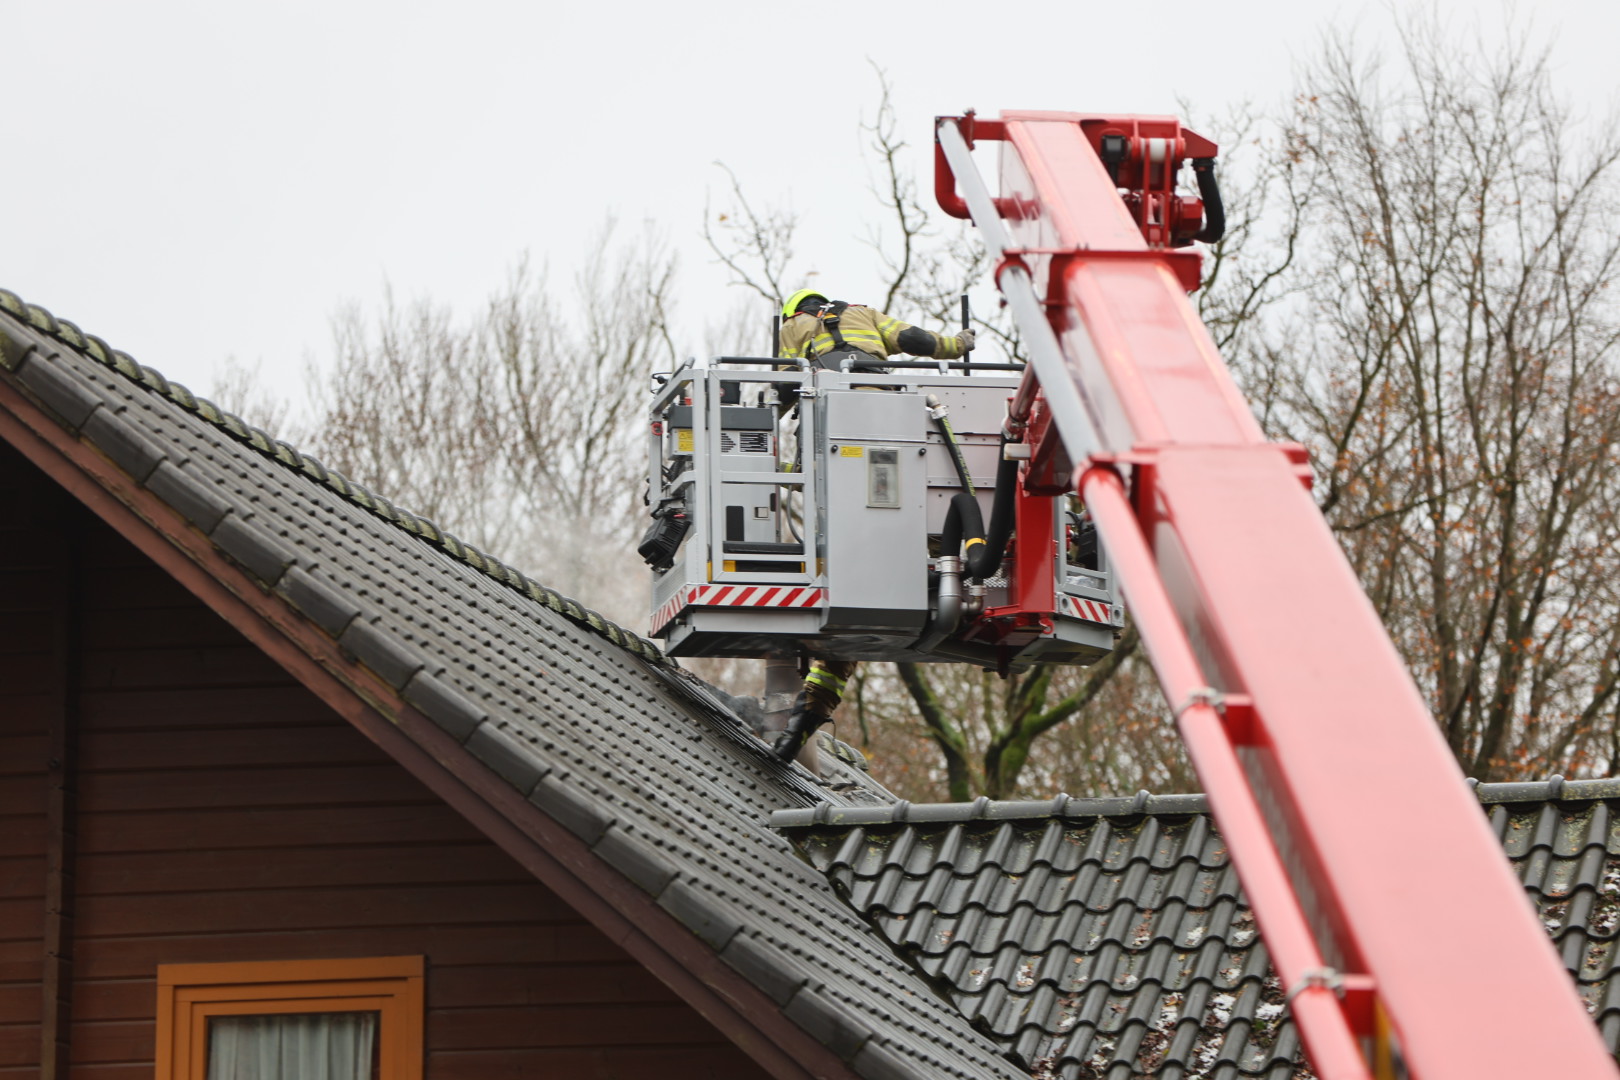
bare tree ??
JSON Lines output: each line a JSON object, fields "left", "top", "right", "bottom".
{"left": 831, "top": 629, "right": 1205, "bottom": 802}
{"left": 286, "top": 221, "right": 679, "bottom": 627}
{"left": 857, "top": 60, "right": 929, "bottom": 316}
{"left": 490, "top": 227, "right": 678, "bottom": 600}
{"left": 703, "top": 164, "right": 797, "bottom": 306}
{"left": 703, "top": 67, "right": 1016, "bottom": 360}
{"left": 1184, "top": 103, "right": 1313, "bottom": 436}
{"left": 858, "top": 67, "right": 1017, "bottom": 357}
{"left": 1240, "top": 17, "right": 1620, "bottom": 779}
{"left": 315, "top": 287, "right": 512, "bottom": 549}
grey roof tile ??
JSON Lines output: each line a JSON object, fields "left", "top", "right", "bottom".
{"left": 529, "top": 772, "right": 614, "bottom": 845}
{"left": 591, "top": 825, "right": 676, "bottom": 896}
{"left": 463, "top": 720, "right": 549, "bottom": 795}
{"left": 15, "top": 345, "right": 104, "bottom": 428}
{"left": 81, "top": 406, "right": 167, "bottom": 481}
{"left": 852, "top": 1039, "right": 933, "bottom": 1080}
{"left": 784, "top": 984, "right": 874, "bottom": 1060}
{"left": 336, "top": 616, "right": 424, "bottom": 689}
{"left": 0, "top": 324, "right": 37, "bottom": 371}
{"left": 721, "top": 931, "right": 813, "bottom": 1007}
{"left": 658, "top": 876, "right": 745, "bottom": 951}
{"left": 145, "top": 458, "right": 233, "bottom": 532}
{"left": 277, "top": 566, "right": 363, "bottom": 638}
{"left": 210, "top": 513, "right": 298, "bottom": 587}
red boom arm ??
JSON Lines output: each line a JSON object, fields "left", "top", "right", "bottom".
{"left": 936, "top": 111, "right": 1617, "bottom": 1079}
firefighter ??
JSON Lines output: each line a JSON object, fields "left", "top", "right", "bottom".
{"left": 769, "top": 290, "right": 975, "bottom": 761}
{"left": 777, "top": 289, "right": 974, "bottom": 372}
{"left": 771, "top": 658, "right": 857, "bottom": 761}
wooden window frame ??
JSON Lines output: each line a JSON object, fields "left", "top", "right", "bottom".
{"left": 155, "top": 956, "right": 424, "bottom": 1080}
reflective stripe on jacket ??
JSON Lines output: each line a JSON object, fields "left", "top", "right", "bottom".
{"left": 778, "top": 305, "right": 964, "bottom": 363}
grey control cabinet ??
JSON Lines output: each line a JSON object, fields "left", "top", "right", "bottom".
{"left": 817, "top": 389, "right": 928, "bottom": 633}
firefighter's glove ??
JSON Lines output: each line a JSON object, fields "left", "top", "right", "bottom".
{"left": 771, "top": 693, "right": 831, "bottom": 761}
{"left": 956, "top": 328, "right": 976, "bottom": 352}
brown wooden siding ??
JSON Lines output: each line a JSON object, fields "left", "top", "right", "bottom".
{"left": 0, "top": 441, "right": 770, "bottom": 1080}
{"left": 0, "top": 440, "right": 57, "bottom": 1080}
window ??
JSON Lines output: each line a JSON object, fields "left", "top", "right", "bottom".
{"left": 155, "top": 957, "right": 424, "bottom": 1080}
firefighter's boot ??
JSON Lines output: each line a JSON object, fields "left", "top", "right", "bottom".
{"left": 771, "top": 692, "right": 830, "bottom": 761}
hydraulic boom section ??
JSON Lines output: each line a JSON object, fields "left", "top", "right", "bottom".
{"left": 935, "top": 111, "right": 1617, "bottom": 1079}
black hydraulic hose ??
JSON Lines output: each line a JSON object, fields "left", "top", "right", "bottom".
{"left": 932, "top": 412, "right": 976, "bottom": 496}
{"left": 939, "top": 495, "right": 997, "bottom": 586}
{"left": 939, "top": 491, "right": 978, "bottom": 556}
{"left": 929, "top": 399, "right": 1021, "bottom": 582}
{"left": 979, "top": 449, "right": 1019, "bottom": 579}
{"left": 1192, "top": 157, "right": 1226, "bottom": 244}
{"left": 938, "top": 447, "right": 1020, "bottom": 582}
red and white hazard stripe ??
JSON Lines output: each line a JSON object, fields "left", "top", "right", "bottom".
{"left": 689, "top": 584, "right": 825, "bottom": 609}
{"left": 651, "top": 583, "right": 826, "bottom": 635}
{"left": 1060, "top": 594, "right": 1114, "bottom": 625}
{"left": 650, "top": 590, "right": 688, "bottom": 635}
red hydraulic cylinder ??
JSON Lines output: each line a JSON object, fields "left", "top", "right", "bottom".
{"left": 940, "top": 111, "right": 1618, "bottom": 1078}
{"left": 1012, "top": 482, "right": 1053, "bottom": 615}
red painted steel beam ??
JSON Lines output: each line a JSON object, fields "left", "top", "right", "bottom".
{"left": 950, "top": 111, "right": 1617, "bottom": 1078}
{"left": 1082, "top": 466, "right": 1372, "bottom": 1080}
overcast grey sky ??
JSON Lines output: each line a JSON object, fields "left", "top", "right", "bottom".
{"left": 7, "top": 1, "right": 1614, "bottom": 409}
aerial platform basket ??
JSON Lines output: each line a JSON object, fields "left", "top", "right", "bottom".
{"left": 641, "top": 356, "right": 1122, "bottom": 671}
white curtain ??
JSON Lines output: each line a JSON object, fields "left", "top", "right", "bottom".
{"left": 208, "top": 1011, "right": 377, "bottom": 1080}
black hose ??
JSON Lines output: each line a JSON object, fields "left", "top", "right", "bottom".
{"left": 980, "top": 449, "right": 1019, "bottom": 578}
{"left": 1192, "top": 157, "right": 1225, "bottom": 244}
{"left": 939, "top": 449, "right": 1020, "bottom": 582}
{"left": 932, "top": 413, "right": 976, "bottom": 496}
{"left": 930, "top": 404, "right": 1021, "bottom": 582}
{"left": 939, "top": 491, "right": 978, "bottom": 556}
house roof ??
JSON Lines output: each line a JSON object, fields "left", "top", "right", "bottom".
{"left": 772, "top": 778, "right": 1620, "bottom": 1080}
{"left": 0, "top": 290, "right": 1026, "bottom": 1080}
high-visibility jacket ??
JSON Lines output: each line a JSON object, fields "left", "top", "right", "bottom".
{"left": 778, "top": 303, "right": 966, "bottom": 365}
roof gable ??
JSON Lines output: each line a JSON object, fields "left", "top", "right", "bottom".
{"left": 0, "top": 291, "right": 1023, "bottom": 1080}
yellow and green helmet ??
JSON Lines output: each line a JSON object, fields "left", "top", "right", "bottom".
{"left": 781, "top": 289, "right": 826, "bottom": 319}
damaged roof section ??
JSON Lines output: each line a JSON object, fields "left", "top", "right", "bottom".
{"left": 775, "top": 780, "right": 1620, "bottom": 1080}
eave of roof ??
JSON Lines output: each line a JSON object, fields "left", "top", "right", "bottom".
{"left": 770, "top": 776, "right": 1620, "bottom": 830}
